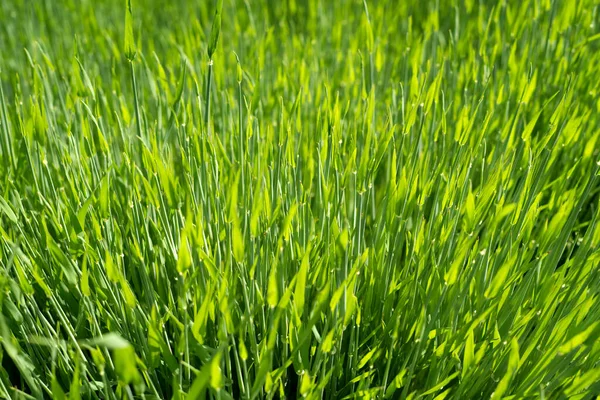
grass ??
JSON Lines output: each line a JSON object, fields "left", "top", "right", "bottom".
{"left": 1, "top": 0, "right": 600, "bottom": 399}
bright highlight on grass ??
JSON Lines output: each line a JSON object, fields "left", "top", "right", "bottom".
{"left": 1, "top": 0, "right": 599, "bottom": 399}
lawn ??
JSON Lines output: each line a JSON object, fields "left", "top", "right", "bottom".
{"left": 1, "top": 0, "right": 600, "bottom": 399}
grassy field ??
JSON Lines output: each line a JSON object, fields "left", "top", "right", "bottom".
{"left": 1, "top": 0, "right": 600, "bottom": 398}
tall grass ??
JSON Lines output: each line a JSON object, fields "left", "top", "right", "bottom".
{"left": 0, "top": 0, "right": 599, "bottom": 399}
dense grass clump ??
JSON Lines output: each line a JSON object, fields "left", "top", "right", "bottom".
{"left": 1, "top": 0, "right": 600, "bottom": 398}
